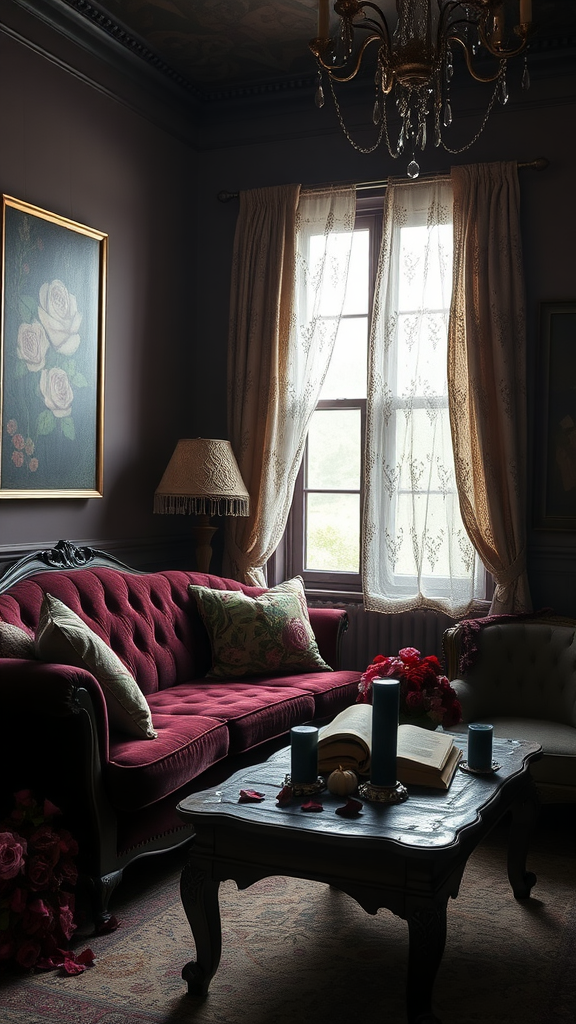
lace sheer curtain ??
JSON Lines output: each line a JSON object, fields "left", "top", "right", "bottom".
{"left": 362, "top": 178, "right": 484, "bottom": 615}
{"left": 448, "top": 162, "right": 531, "bottom": 614}
{"left": 226, "top": 185, "right": 356, "bottom": 585}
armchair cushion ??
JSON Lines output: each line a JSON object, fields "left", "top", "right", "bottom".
{"left": 34, "top": 593, "right": 157, "bottom": 740}
{"left": 189, "top": 576, "right": 331, "bottom": 679}
{"left": 444, "top": 619, "right": 576, "bottom": 800}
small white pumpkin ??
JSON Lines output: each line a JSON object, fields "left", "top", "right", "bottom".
{"left": 327, "top": 765, "right": 358, "bottom": 796}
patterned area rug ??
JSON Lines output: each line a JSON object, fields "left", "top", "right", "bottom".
{"left": 1, "top": 807, "right": 574, "bottom": 1024}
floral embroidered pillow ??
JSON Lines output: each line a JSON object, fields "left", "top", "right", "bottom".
{"left": 188, "top": 577, "right": 331, "bottom": 679}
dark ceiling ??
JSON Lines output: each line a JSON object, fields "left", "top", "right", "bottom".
{"left": 60, "top": 1, "right": 576, "bottom": 97}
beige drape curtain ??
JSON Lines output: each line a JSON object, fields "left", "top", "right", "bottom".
{"left": 448, "top": 161, "right": 532, "bottom": 614}
{"left": 225, "top": 184, "right": 356, "bottom": 584}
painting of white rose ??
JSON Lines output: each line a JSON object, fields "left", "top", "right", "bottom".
{"left": 1, "top": 195, "right": 107, "bottom": 496}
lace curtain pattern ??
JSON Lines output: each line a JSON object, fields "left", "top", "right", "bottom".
{"left": 362, "top": 178, "right": 484, "bottom": 615}
{"left": 448, "top": 162, "right": 531, "bottom": 614}
{"left": 226, "top": 185, "right": 356, "bottom": 585}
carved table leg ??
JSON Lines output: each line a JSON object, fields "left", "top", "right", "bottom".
{"left": 507, "top": 778, "right": 538, "bottom": 899}
{"left": 406, "top": 905, "right": 446, "bottom": 1024}
{"left": 180, "top": 860, "right": 222, "bottom": 996}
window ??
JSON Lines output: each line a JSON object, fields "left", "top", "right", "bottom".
{"left": 286, "top": 186, "right": 485, "bottom": 612}
{"left": 287, "top": 202, "right": 380, "bottom": 594}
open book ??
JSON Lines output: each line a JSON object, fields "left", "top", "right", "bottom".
{"left": 318, "top": 704, "right": 463, "bottom": 790}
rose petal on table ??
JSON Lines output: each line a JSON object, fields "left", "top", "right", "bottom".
{"left": 238, "top": 789, "right": 266, "bottom": 803}
{"left": 276, "top": 785, "right": 293, "bottom": 806}
{"left": 335, "top": 798, "right": 363, "bottom": 817}
{"left": 301, "top": 799, "right": 324, "bottom": 812}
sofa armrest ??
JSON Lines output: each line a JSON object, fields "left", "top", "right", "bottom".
{"left": 308, "top": 607, "right": 348, "bottom": 670}
{"left": 0, "top": 658, "right": 110, "bottom": 753}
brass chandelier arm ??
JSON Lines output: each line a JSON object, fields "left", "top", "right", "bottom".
{"left": 449, "top": 34, "right": 502, "bottom": 83}
{"left": 310, "top": 33, "right": 384, "bottom": 81}
{"left": 478, "top": 27, "right": 530, "bottom": 60}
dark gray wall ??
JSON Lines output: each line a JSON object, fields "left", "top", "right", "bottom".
{"left": 1, "top": 0, "right": 576, "bottom": 611}
{"left": 0, "top": 6, "right": 199, "bottom": 567}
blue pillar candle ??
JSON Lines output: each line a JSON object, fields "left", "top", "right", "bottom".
{"left": 370, "top": 680, "right": 400, "bottom": 788}
{"left": 290, "top": 726, "right": 319, "bottom": 784}
{"left": 467, "top": 723, "right": 494, "bottom": 772}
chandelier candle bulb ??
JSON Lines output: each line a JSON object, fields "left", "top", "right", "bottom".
{"left": 520, "top": 0, "right": 532, "bottom": 24}
{"left": 290, "top": 726, "right": 319, "bottom": 784}
{"left": 467, "top": 723, "right": 494, "bottom": 772}
{"left": 370, "top": 680, "right": 400, "bottom": 788}
{"left": 318, "top": 0, "right": 329, "bottom": 38}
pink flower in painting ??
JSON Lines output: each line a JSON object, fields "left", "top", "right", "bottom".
{"left": 0, "top": 832, "right": 27, "bottom": 880}
{"left": 39, "top": 367, "right": 74, "bottom": 418}
{"left": 12, "top": 434, "right": 25, "bottom": 450}
{"left": 6, "top": 419, "right": 17, "bottom": 435}
{"left": 29, "top": 458, "right": 39, "bottom": 472}
{"left": 11, "top": 451, "right": 24, "bottom": 468}
{"left": 38, "top": 280, "right": 81, "bottom": 355}
{"left": 16, "top": 321, "right": 49, "bottom": 372}
{"left": 24, "top": 438, "right": 34, "bottom": 456}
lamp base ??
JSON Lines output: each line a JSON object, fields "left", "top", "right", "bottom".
{"left": 357, "top": 780, "right": 409, "bottom": 804}
{"left": 190, "top": 515, "right": 218, "bottom": 573}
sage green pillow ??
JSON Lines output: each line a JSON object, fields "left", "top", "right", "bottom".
{"left": 0, "top": 621, "right": 36, "bottom": 659}
{"left": 35, "top": 593, "right": 157, "bottom": 740}
{"left": 188, "top": 576, "right": 331, "bottom": 679}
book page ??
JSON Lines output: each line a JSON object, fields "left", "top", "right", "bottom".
{"left": 318, "top": 703, "right": 372, "bottom": 747}
{"left": 397, "top": 724, "right": 454, "bottom": 771}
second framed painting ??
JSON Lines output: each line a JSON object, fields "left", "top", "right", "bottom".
{"left": 0, "top": 195, "right": 107, "bottom": 498}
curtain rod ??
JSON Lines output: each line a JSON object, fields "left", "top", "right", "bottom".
{"left": 216, "top": 158, "right": 548, "bottom": 202}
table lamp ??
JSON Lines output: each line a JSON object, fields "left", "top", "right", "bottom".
{"left": 153, "top": 438, "right": 249, "bottom": 572}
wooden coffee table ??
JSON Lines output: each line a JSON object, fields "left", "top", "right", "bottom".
{"left": 177, "top": 735, "right": 541, "bottom": 1024}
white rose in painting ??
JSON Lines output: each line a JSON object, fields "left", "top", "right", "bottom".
{"left": 40, "top": 367, "right": 74, "bottom": 418}
{"left": 17, "top": 321, "right": 49, "bottom": 372}
{"left": 37, "top": 280, "right": 82, "bottom": 355}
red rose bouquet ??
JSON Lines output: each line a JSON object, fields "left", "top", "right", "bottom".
{"left": 357, "top": 647, "right": 462, "bottom": 729}
{"left": 0, "top": 790, "right": 93, "bottom": 974}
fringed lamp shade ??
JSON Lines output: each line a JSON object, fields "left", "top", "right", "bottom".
{"left": 153, "top": 439, "right": 249, "bottom": 517}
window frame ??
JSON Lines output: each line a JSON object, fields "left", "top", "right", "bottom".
{"left": 285, "top": 197, "right": 383, "bottom": 597}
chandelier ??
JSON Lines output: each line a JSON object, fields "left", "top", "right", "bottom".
{"left": 309, "top": 1, "right": 532, "bottom": 177}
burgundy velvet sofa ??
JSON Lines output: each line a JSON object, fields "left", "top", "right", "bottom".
{"left": 0, "top": 540, "right": 360, "bottom": 922}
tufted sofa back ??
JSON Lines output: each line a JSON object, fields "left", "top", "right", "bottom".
{"left": 0, "top": 566, "right": 265, "bottom": 695}
{"left": 448, "top": 622, "right": 576, "bottom": 728}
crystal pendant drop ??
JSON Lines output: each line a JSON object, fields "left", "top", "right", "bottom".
{"left": 434, "top": 123, "right": 442, "bottom": 147}
{"left": 407, "top": 160, "right": 420, "bottom": 179}
{"left": 443, "top": 100, "right": 452, "bottom": 127}
{"left": 372, "top": 98, "right": 381, "bottom": 124}
{"left": 498, "top": 75, "right": 509, "bottom": 105}
{"left": 522, "top": 60, "right": 530, "bottom": 91}
{"left": 315, "top": 82, "right": 325, "bottom": 109}
{"left": 418, "top": 121, "right": 427, "bottom": 151}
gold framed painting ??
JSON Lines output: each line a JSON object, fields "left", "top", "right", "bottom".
{"left": 0, "top": 195, "right": 107, "bottom": 498}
